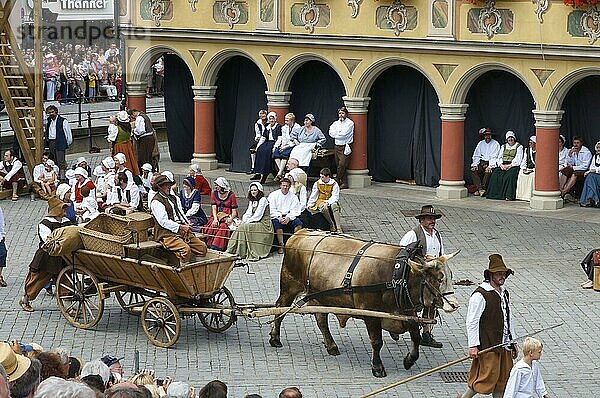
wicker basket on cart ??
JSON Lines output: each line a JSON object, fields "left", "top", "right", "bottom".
{"left": 79, "top": 214, "right": 135, "bottom": 255}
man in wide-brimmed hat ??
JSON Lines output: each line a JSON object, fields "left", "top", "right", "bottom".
{"left": 470, "top": 128, "right": 500, "bottom": 197}
{"left": 459, "top": 254, "right": 517, "bottom": 398}
{"left": 398, "top": 205, "right": 452, "bottom": 348}
{"left": 150, "top": 174, "right": 207, "bottom": 264}
{"left": 19, "top": 197, "right": 73, "bottom": 312}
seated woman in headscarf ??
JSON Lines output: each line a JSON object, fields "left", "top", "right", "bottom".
{"left": 179, "top": 177, "right": 208, "bottom": 230}
{"left": 251, "top": 111, "right": 282, "bottom": 184}
{"left": 272, "top": 113, "right": 301, "bottom": 182}
{"left": 486, "top": 131, "right": 524, "bottom": 201}
{"left": 226, "top": 182, "right": 274, "bottom": 261}
{"left": 579, "top": 141, "right": 600, "bottom": 208}
{"left": 288, "top": 113, "right": 327, "bottom": 169}
{"left": 202, "top": 177, "right": 239, "bottom": 251}
{"left": 515, "top": 136, "right": 536, "bottom": 202}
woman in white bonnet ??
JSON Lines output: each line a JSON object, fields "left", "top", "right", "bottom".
{"left": 251, "top": 111, "right": 282, "bottom": 184}
{"left": 515, "top": 135, "right": 536, "bottom": 202}
{"left": 486, "top": 130, "right": 523, "bottom": 201}
{"left": 201, "top": 177, "right": 239, "bottom": 251}
{"left": 226, "top": 182, "right": 274, "bottom": 261}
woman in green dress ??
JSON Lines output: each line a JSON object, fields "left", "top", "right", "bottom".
{"left": 226, "top": 182, "right": 274, "bottom": 261}
{"left": 486, "top": 131, "right": 523, "bottom": 201}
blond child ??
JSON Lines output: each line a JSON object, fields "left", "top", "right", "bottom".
{"left": 39, "top": 159, "right": 57, "bottom": 195}
{"left": 76, "top": 185, "right": 99, "bottom": 223}
{"left": 502, "top": 337, "right": 550, "bottom": 398}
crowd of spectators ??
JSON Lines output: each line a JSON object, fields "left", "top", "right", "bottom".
{"left": 0, "top": 341, "right": 303, "bottom": 397}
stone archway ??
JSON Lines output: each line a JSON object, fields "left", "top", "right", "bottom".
{"left": 275, "top": 53, "right": 347, "bottom": 95}
{"left": 201, "top": 48, "right": 267, "bottom": 87}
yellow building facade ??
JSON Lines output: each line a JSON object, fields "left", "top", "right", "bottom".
{"left": 121, "top": 0, "right": 600, "bottom": 209}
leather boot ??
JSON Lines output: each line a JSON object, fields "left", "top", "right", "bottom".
{"left": 421, "top": 331, "right": 443, "bottom": 348}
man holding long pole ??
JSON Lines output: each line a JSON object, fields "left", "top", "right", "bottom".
{"left": 459, "top": 254, "right": 518, "bottom": 398}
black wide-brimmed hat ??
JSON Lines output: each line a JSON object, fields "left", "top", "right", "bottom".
{"left": 414, "top": 205, "right": 443, "bottom": 220}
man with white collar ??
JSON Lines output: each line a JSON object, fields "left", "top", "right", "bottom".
{"left": 470, "top": 128, "right": 500, "bottom": 197}
{"left": 458, "top": 254, "right": 518, "bottom": 398}
{"left": 150, "top": 175, "right": 207, "bottom": 264}
{"left": 131, "top": 108, "right": 156, "bottom": 171}
{"left": 307, "top": 168, "right": 341, "bottom": 232}
{"left": 328, "top": 106, "right": 354, "bottom": 189}
{"left": 559, "top": 135, "right": 592, "bottom": 199}
{"left": 285, "top": 158, "right": 307, "bottom": 187}
{"left": 268, "top": 178, "right": 303, "bottom": 254}
{"left": 45, "top": 105, "right": 72, "bottom": 181}
{"left": 0, "top": 150, "right": 26, "bottom": 201}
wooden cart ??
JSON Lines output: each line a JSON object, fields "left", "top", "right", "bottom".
{"left": 58, "top": 245, "right": 238, "bottom": 348}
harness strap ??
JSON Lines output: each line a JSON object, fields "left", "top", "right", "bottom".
{"left": 296, "top": 282, "right": 394, "bottom": 307}
{"left": 341, "top": 241, "right": 375, "bottom": 288}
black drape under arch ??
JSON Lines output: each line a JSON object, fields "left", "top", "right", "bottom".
{"left": 463, "top": 70, "right": 535, "bottom": 182}
{"left": 288, "top": 61, "right": 346, "bottom": 149}
{"left": 164, "top": 54, "right": 195, "bottom": 162}
{"left": 560, "top": 76, "right": 600, "bottom": 148}
{"left": 214, "top": 56, "right": 267, "bottom": 172}
{"left": 367, "top": 66, "right": 441, "bottom": 186}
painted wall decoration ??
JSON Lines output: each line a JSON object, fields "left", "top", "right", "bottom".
{"left": 340, "top": 58, "right": 362, "bottom": 75}
{"left": 347, "top": 0, "right": 363, "bottom": 18}
{"left": 532, "top": 0, "right": 549, "bottom": 22}
{"left": 140, "top": 0, "right": 173, "bottom": 26}
{"left": 531, "top": 68, "right": 555, "bottom": 86}
{"left": 433, "top": 63, "right": 457, "bottom": 82}
{"left": 375, "top": 1, "right": 418, "bottom": 35}
{"left": 568, "top": 7, "right": 600, "bottom": 44}
{"left": 432, "top": 0, "right": 448, "bottom": 28}
{"left": 262, "top": 54, "right": 280, "bottom": 69}
{"left": 291, "top": 2, "right": 330, "bottom": 32}
{"left": 213, "top": 0, "right": 249, "bottom": 28}
{"left": 467, "top": 1, "right": 513, "bottom": 38}
{"left": 120, "top": 0, "right": 128, "bottom": 16}
{"left": 189, "top": 50, "right": 206, "bottom": 65}
{"left": 260, "top": 0, "right": 275, "bottom": 22}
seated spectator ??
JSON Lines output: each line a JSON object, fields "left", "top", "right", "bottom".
{"left": 470, "top": 128, "right": 500, "bottom": 196}
{"left": 67, "top": 357, "right": 82, "bottom": 379}
{"left": 37, "top": 352, "right": 65, "bottom": 381}
{"left": 252, "top": 112, "right": 282, "bottom": 184}
{"left": 515, "top": 136, "right": 536, "bottom": 202}
{"left": 34, "top": 376, "right": 96, "bottom": 398}
{"left": 0, "top": 364, "right": 8, "bottom": 398}
{"left": 150, "top": 175, "right": 207, "bottom": 264}
{"left": 114, "top": 153, "right": 136, "bottom": 187}
{"left": 285, "top": 158, "right": 307, "bottom": 187}
{"left": 0, "top": 341, "right": 32, "bottom": 384}
{"left": 104, "top": 385, "right": 145, "bottom": 398}
{"left": 32, "top": 152, "right": 59, "bottom": 199}
{"left": 128, "top": 373, "right": 154, "bottom": 388}
{"left": 286, "top": 172, "right": 307, "bottom": 213}
{"left": 198, "top": 380, "right": 227, "bottom": 398}
{"left": 268, "top": 178, "right": 302, "bottom": 254}
{"left": 97, "top": 157, "right": 116, "bottom": 204}
{"left": 202, "top": 177, "right": 239, "bottom": 251}
{"left": 80, "top": 360, "right": 111, "bottom": 391}
{"left": 226, "top": 182, "right": 274, "bottom": 261}
{"left": 272, "top": 113, "right": 299, "bottom": 182}
{"left": 48, "top": 348, "right": 70, "bottom": 378}
{"left": 249, "top": 110, "right": 267, "bottom": 175}
{"left": 140, "top": 163, "right": 153, "bottom": 194}
{"left": 56, "top": 184, "right": 76, "bottom": 223}
{"left": 100, "top": 355, "right": 125, "bottom": 384}
{"left": 76, "top": 185, "right": 99, "bottom": 222}
{"left": 579, "top": 141, "right": 600, "bottom": 207}
{"left": 179, "top": 177, "right": 208, "bottom": 228}
{"left": 105, "top": 172, "right": 140, "bottom": 215}
{"left": 71, "top": 156, "right": 92, "bottom": 178}
{"left": 189, "top": 164, "right": 211, "bottom": 196}
{"left": 579, "top": 248, "right": 598, "bottom": 289}
{"left": 38, "top": 160, "right": 58, "bottom": 196}
{"left": 486, "top": 131, "right": 523, "bottom": 201}
{"left": 558, "top": 134, "right": 569, "bottom": 173}
{"left": 307, "top": 168, "right": 342, "bottom": 232}
{"left": 289, "top": 114, "right": 326, "bottom": 169}
{"left": 560, "top": 135, "right": 592, "bottom": 199}
{"left": 0, "top": 149, "right": 26, "bottom": 201}
{"left": 73, "top": 167, "right": 96, "bottom": 205}
{"left": 167, "top": 381, "right": 194, "bottom": 398}
{"left": 279, "top": 387, "right": 302, "bottom": 398}
{"left": 10, "top": 357, "right": 41, "bottom": 398}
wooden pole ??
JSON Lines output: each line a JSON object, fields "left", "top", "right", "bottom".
{"left": 34, "top": 0, "right": 43, "bottom": 162}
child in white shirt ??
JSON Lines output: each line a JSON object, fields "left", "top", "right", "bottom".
{"left": 76, "top": 185, "right": 99, "bottom": 223}
{"left": 39, "top": 160, "right": 57, "bottom": 195}
{"left": 503, "top": 337, "right": 550, "bottom": 398}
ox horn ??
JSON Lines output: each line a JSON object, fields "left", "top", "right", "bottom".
{"left": 439, "top": 250, "right": 460, "bottom": 263}
{"left": 407, "top": 259, "right": 424, "bottom": 273}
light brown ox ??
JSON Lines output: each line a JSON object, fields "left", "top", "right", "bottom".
{"left": 269, "top": 229, "right": 459, "bottom": 377}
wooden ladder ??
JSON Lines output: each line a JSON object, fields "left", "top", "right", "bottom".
{"left": 0, "top": 9, "right": 39, "bottom": 178}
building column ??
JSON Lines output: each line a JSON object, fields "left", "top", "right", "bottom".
{"left": 530, "top": 110, "right": 564, "bottom": 210}
{"left": 344, "top": 96, "right": 371, "bottom": 188}
{"left": 436, "top": 104, "right": 469, "bottom": 199}
{"left": 266, "top": 91, "right": 291, "bottom": 122}
{"left": 191, "top": 86, "right": 218, "bottom": 170}
{"left": 126, "top": 81, "right": 147, "bottom": 112}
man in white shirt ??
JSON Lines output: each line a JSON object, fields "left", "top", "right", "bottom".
{"left": 150, "top": 175, "right": 207, "bottom": 264}
{"left": 44, "top": 105, "right": 73, "bottom": 181}
{"left": 559, "top": 135, "right": 592, "bottom": 199}
{"left": 399, "top": 205, "right": 446, "bottom": 348}
{"left": 249, "top": 110, "right": 268, "bottom": 175}
{"left": 268, "top": 178, "right": 302, "bottom": 254}
{"left": 285, "top": 158, "right": 307, "bottom": 187}
{"left": 0, "top": 150, "right": 26, "bottom": 201}
{"left": 307, "top": 168, "right": 341, "bottom": 232}
{"left": 105, "top": 172, "right": 140, "bottom": 215}
{"left": 131, "top": 109, "right": 156, "bottom": 171}
{"left": 328, "top": 106, "right": 354, "bottom": 189}
{"left": 459, "top": 254, "right": 518, "bottom": 398}
{"left": 471, "top": 128, "right": 500, "bottom": 196}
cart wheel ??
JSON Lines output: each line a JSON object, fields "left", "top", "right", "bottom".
{"left": 115, "top": 289, "right": 158, "bottom": 315}
{"left": 198, "top": 286, "right": 236, "bottom": 333}
{"left": 141, "top": 297, "right": 181, "bottom": 348}
{"left": 56, "top": 266, "right": 104, "bottom": 329}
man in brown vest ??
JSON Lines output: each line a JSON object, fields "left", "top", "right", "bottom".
{"left": 458, "top": 254, "right": 518, "bottom": 398}
{"left": 150, "top": 175, "right": 207, "bottom": 264}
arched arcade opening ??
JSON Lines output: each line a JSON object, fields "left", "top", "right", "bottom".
{"left": 560, "top": 76, "right": 600, "bottom": 148}
{"left": 367, "top": 65, "right": 441, "bottom": 187}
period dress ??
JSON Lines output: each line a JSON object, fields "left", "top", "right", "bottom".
{"left": 579, "top": 154, "right": 600, "bottom": 207}
{"left": 486, "top": 142, "right": 523, "bottom": 200}
{"left": 202, "top": 190, "right": 238, "bottom": 251}
{"left": 515, "top": 146, "right": 536, "bottom": 202}
{"left": 179, "top": 188, "right": 208, "bottom": 228}
{"left": 255, "top": 123, "right": 281, "bottom": 175}
{"left": 226, "top": 197, "right": 274, "bottom": 261}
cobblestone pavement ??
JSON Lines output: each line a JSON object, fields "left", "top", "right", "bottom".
{"left": 1, "top": 152, "right": 599, "bottom": 397}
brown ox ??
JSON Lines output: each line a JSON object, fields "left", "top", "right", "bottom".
{"left": 269, "top": 229, "right": 458, "bottom": 377}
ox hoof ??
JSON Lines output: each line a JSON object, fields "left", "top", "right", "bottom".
{"left": 372, "top": 366, "right": 387, "bottom": 378}
{"left": 269, "top": 338, "right": 283, "bottom": 348}
{"left": 326, "top": 346, "right": 340, "bottom": 356}
{"left": 403, "top": 356, "right": 415, "bottom": 370}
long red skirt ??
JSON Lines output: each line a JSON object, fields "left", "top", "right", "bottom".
{"left": 113, "top": 142, "right": 140, "bottom": 176}
{"left": 202, "top": 216, "right": 231, "bottom": 251}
